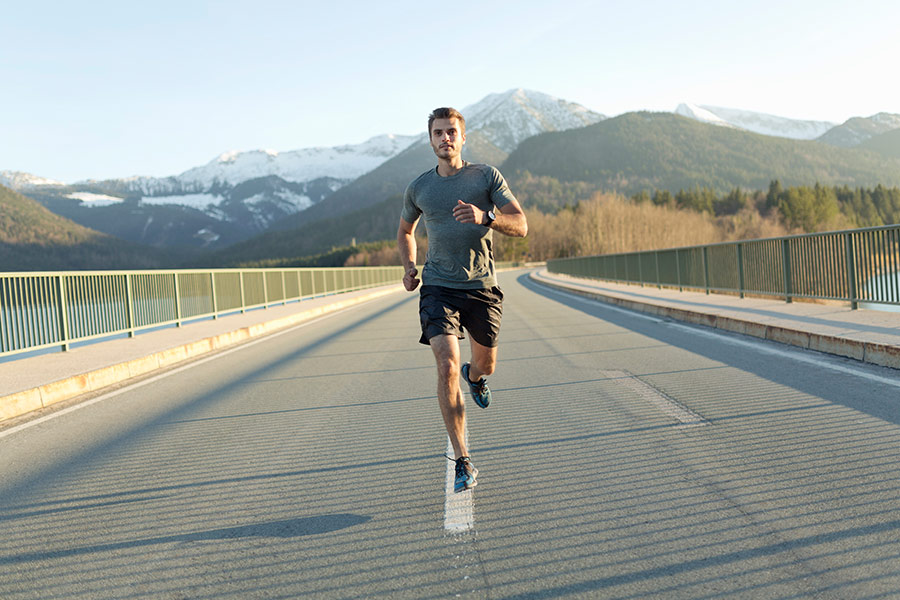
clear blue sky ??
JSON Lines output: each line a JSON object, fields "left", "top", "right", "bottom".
{"left": 2, "top": 0, "right": 898, "bottom": 183}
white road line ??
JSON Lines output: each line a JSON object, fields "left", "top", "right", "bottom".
{"left": 0, "top": 307, "right": 363, "bottom": 441}
{"left": 606, "top": 369, "right": 709, "bottom": 428}
{"left": 444, "top": 437, "right": 475, "bottom": 534}
{"left": 538, "top": 283, "right": 900, "bottom": 389}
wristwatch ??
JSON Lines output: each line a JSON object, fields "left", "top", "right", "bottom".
{"left": 484, "top": 210, "right": 496, "bottom": 227}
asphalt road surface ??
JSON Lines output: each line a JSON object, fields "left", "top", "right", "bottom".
{"left": 2, "top": 271, "right": 899, "bottom": 599}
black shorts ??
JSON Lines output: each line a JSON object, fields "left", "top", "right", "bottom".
{"left": 418, "top": 285, "right": 504, "bottom": 347}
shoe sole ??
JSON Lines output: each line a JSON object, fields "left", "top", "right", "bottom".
{"left": 455, "top": 478, "right": 478, "bottom": 493}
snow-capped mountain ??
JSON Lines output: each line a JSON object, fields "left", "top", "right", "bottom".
{"left": 0, "top": 170, "right": 64, "bottom": 189}
{"left": 464, "top": 89, "right": 605, "bottom": 152}
{"left": 817, "top": 113, "right": 900, "bottom": 147}
{"left": 7, "top": 88, "right": 898, "bottom": 253}
{"left": 675, "top": 104, "right": 737, "bottom": 129}
{"left": 676, "top": 103, "right": 835, "bottom": 140}
{"left": 72, "top": 133, "right": 419, "bottom": 197}
{"left": 15, "top": 134, "right": 422, "bottom": 248}
{"left": 175, "top": 133, "right": 419, "bottom": 189}
{"left": 279, "top": 88, "right": 606, "bottom": 232}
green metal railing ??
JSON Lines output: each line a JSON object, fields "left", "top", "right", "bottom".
{"left": 548, "top": 224, "right": 900, "bottom": 309}
{"left": 0, "top": 266, "right": 404, "bottom": 357}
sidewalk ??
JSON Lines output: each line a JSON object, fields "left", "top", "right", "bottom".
{"left": 0, "top": 285, "right": 405, "bottom": 423}
{"left": 531, "top": 270, "right": 900, "bottom": 370}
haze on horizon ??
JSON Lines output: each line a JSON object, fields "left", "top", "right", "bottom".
{"left": 1, "top": 0, "right": 898, "bottom": 183}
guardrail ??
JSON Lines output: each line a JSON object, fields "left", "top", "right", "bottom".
{"left": 547, "top": 224, "right": 900, "bottom": 309}
{"left": 0, "top": 266, "right": 404, "bottom": 357}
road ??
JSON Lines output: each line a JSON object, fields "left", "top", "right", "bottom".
{"left": 2, "top": 271, "right": 899, "bottom": 599}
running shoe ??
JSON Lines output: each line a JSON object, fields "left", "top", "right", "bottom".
{"left": 461, "top": 362, "right": 492, "bottom": 409}
{"left": 454, "top": 456, "right": 478, "bottom": 493}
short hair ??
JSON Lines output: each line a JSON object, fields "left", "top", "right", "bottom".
{"left": 428, "top": 107, "right": 466, "bottom": 136}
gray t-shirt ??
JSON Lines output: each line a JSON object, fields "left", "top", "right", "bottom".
{"left": 402, "top": 162, "right": 516, "bottom": 289}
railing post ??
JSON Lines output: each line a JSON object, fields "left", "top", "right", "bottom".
{"left": 676, "top": 249, "right": 683, "bottom": 292}
{"left": 703, "top": 247, "right": 710, "bottom": 295}
{"left": 173, "top": 272, "right": 182, "bottom": 327}
{"left": 57, "top": 275, "right": 70, "bottom": 352}
{"left": 126, "top": 273, "right": 136, "bottom": 337}
{"left": 737, "top": 243, "right": 745, "bottom": 299}
{"left": 638, "top": 252, "right": 644, "bottom": 287}
{"left": 239, "top": 271, "right": 246, "bottom": 314}
{"left": 655, "top": 251, "right": 661, "bottom": 289}
{"left": 262, "top": 270, "right": 269, "bottom": 308}
{"left": 781, "top": 238, "right": 793, "bottom": 304}
{"left": 210, "top": 272, "right": 219, "bottom": 319}
{"left": 845, "top": 233, "right": 858, "bottom": 309}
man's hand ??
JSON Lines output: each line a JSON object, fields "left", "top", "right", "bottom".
{"left": 453, "top": 200, "right": 485, "bottom": 225}
{"left": 403, "top": 266, "right": 420, "bottom": 291}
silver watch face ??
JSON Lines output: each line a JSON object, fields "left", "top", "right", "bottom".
{"left": 488, "top": 211, "right": 496, "bottom": 221}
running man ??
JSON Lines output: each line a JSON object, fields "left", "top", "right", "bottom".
{"left": 397, "top": 107, "right": 528, "bottom": 492}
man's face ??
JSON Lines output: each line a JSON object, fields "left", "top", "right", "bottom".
{"left": 429, "top": 117, "right": 466, "bottom": 160}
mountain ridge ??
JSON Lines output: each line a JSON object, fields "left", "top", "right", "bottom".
{"left": 5, "top": 88, "right": 900, "bottom": 266}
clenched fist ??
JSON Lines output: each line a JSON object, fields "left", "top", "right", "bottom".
{"left": 403, "top": 266, "right": 420, "bottom": 291}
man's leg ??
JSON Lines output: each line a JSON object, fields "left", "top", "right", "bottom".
{"left": 429, "top": 334, "right": 468, "bottom": 459}
{"left": 465, "top": 337, "right": 497, "bottom": 383}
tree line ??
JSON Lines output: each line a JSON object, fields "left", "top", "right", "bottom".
{"left": 630, "top": 181, "right": 900, "bottom": 233}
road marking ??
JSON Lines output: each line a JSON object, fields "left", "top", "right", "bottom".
{"left": 444, "top": 437, "right": 475, "bottom": 534}
{"left": 0, "top": 307, "right": 363, "bottom": 441}
{"left": 538, "top": 283, "right": 900, "bottom": 390}
{"left": 605, "top": 370, "right": 709, "bottom": 428}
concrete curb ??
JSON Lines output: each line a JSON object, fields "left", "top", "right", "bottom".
{"left": 0, "top": 286, "right": 403, "bottom": 423}
{"left": 530, "top": 271, "right": 900, "bottom": 370}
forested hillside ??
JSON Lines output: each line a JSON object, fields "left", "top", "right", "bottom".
{"left": 502, "top": 112, "right": 900, "bottom": 195}
{"left": 0, "top": 185, "right": 169, "bottom": 271}
{"left": 859, "top": 128, "right": 900, "bottom": 159}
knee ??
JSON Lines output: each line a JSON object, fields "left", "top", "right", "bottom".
{"left": 437, "top": 356, "right": 461, "bottom": 383}
{"left": 475, "top": 356, "right": 496, "bottom": 377}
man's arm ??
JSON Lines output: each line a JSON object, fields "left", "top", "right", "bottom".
{"left": 397, "top": 217, "right": 421, "bottom": 291}
{"left": 452, "top": 198, "right": 528, "bottom": 237}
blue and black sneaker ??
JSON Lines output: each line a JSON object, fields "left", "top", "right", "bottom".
{"left": 461, "top": 362, "right": 492, "bottom": 409}
{"left": 453, "top": 456, "right": 478, "bottom": 493}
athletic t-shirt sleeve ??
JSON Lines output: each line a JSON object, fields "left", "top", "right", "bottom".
{"left": 484, "top": 166, "right": 516, "bottom": 210}
{"left": 401, "top": 179, "right": 422, "bottom": 224}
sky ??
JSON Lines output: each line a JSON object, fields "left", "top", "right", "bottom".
{"left": 2, "top": 0, "right": 898, "bottom": 183}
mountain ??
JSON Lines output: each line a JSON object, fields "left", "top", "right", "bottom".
{"left": 817, "top": 113, "right": 900, "bottom": 147}
{"left": 264, "top": 88, "right": 606, "bottom": 232}
{"left": 464, "top": 88, "right": 605, "bottom": 152}
{"left": 501, "top": 112, "right": 900, "bottom": 196}
{"left": 174, "top": 134, "right": 419, "bottom": 189}
{"left": 858, "top": 128, "right": 900, "bottom": 159}
{"left": 0, "top": 170, "right": 65, "bottom": 189}
{"left": 9, "top": 89, "right": 900, "bottom": 267}
{"left": 16, "top": 134, "right": 418, "bottom": 250}
{"left": 675, "top": 104, "right": 836, "bottom": 139}
{"left": 0, "top": 184, "right": 169, "bottom": 270}
{"left": 203, "top": 194, "right": 404, "bottom": 268}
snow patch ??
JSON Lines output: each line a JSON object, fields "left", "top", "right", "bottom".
{"left": 675, "top": 103, "right": 736, "bottom": 128}
{"left": 676, "top": 103, "right": 836, "bottom": 139}
{"left": 140, "top": 193, "right": 220, "bottom": 210}
{"left": 67, "top": 192, "right": 124, "bottom": 206}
